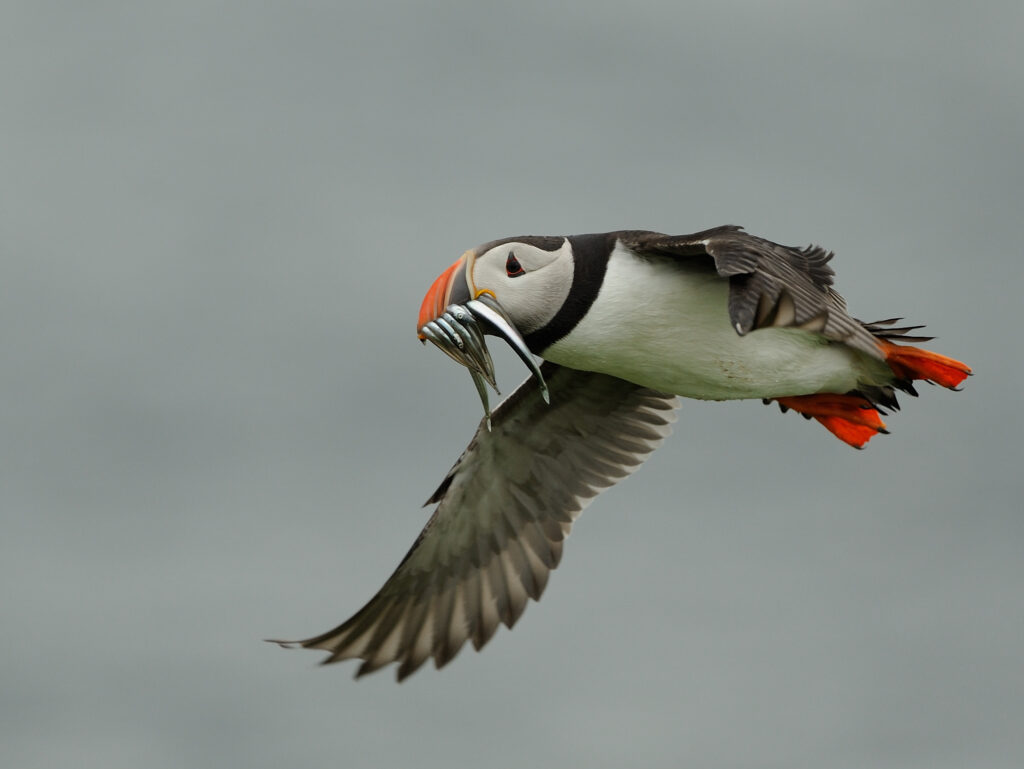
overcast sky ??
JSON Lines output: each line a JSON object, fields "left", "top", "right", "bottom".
{"left": 3, "top": 2, "right": 1022, "bottom": 768}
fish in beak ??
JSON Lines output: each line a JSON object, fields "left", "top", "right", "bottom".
{"left": 417, "top": 254, "right": 549, "bottom": 428}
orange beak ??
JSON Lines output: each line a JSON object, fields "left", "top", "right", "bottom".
{"left": 417, "top": 257, "right": 464, "bottom": 339}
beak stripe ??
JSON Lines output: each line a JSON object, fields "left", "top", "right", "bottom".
{"left": 417, "top": 257, "right": 462, "bottom": 338}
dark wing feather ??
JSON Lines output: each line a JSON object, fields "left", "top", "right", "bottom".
{"left": 271, "top": 363, "right": 679, "bottom": 680}
{"left": 618, "top": 226, "right": 883, "bottom": 357}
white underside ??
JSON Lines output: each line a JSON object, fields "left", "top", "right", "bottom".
{"left": 544, "top": 245, "right": 889, "bottom": 400}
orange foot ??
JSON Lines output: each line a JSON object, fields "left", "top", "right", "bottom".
{"left": 775, "top": 393, "right": 888, "bottom": 449}
{"left": 879, "top": 341, "right": 972, "bottom": 389}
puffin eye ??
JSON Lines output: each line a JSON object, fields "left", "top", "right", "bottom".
{"left": 505, "top": 252, "right": 525, "bottom": 278}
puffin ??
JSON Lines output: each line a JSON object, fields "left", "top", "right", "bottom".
{"left": 272, "top": 225, "right": 971, "bottom": 680}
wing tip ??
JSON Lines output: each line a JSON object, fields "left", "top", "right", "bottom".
{"left": 265, "top": 638, "right": 301, "bottom": 649}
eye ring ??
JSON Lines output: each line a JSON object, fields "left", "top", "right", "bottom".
{"left": 506, "top": 252, "right": 525, "bottom": 278}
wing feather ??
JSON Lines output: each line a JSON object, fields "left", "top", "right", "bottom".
{"left": 272, "top": 363, "right": 678, "bottom": 680}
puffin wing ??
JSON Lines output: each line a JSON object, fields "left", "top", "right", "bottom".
{"left": 274, "top": 363, "right": 679, "bottom": 680}
{"left": 619, "top": 225, "right": 883, "bottom": 356}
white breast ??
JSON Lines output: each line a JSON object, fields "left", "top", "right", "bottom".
{"left": 543, "top": 244, "right": 881, "bottom": 400}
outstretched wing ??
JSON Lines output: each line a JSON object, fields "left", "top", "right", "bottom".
{"left": 272, "top": 363, "right": 679, "bottom": 680}
{"left": 619, "top": 225, "right": 883, "bottom": 357}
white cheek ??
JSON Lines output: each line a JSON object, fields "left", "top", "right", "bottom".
{"left": 473, "top": 247, "right": 574, "bottom": 335}
{"left": 471, "top": 260, "right": 507, "bottom": 297}
{"left": 508, "top": 268, "right": 572, "bottom": 333}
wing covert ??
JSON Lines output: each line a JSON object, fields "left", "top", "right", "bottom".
{"left": 618, "top": 226, "right": 882, "bottom": 356}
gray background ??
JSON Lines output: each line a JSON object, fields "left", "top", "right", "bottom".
{"left": 4, "top": 2, "right": 1022, "bottom": 768}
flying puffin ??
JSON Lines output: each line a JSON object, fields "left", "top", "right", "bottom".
{"left": 272, "top": 225, "right": 971, "bottom": 680}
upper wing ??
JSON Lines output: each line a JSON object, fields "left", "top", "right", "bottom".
{"left": 273, "top": 363, "right": 679, "bottom": 680}
{"left": 618, "top": 225, "right": 883, "bottom": 357}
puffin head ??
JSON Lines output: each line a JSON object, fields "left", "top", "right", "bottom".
{"left": 416, "top": 236, "right": 573, "bottom": 423}
{"left": 417, "top": 236, "right": 573, "bottom": 340}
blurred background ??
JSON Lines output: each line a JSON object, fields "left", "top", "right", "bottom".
{"left": 3, "top": 2, "right": 1021, "bottom": 767}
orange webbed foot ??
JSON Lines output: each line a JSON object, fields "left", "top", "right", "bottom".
{"left": 774, "top": 393, "right": 889, "bottom": 449}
